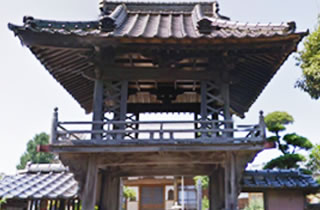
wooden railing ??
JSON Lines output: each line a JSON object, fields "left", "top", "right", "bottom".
{"left": 50, "top": 109, "right": 266, "bottom": 144}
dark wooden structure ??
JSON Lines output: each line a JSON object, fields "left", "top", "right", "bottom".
{"left": 9, "top": 1, "right": 306, "bottom": 209}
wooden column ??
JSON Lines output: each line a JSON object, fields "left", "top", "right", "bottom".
{"left": 119, "top": 81, "right": 128, "bottom": 121}
{"left": 50, "top": 107, "right": 58, "bottom": 144}
{"left": 81, "top": 156, "right": 98, "bottom": 210}
{"left": 119, "top": 178, "right": 124, "bottom": 210}
{"left": 100, "top": 172, "right": 121, "bottom": 210}
{"left": 135, "top": 113, "right": 140, "bottom": 139}
{"left": 209, "top": 166, "right": 225, "bottom": 210}
{"left": 224, "top": 152, "right": 238, "bottom": 210}
{"left": 200, "top": 81, "right": 208, "bottom": 138}
{"left": 259, "top": 111, "right": 266, "bottom": 140}
{"left": 200, "top": 81, "right": 208, "bottom": 121}
{"left": 221, "top": 81, "right": 233, "bottom": 137}
{"left": 92, "top": 79, "right": 104, "bottom": 140}
{"left": 117, "top": 80, "right": 128, "bottom": 139}
{"left": 173, "top": 176, "right": 179, "bottom": 203}
{"left": 197, "top": 178, "right": 202, "bottom": 210}
{"left": 59, "top": 200, "right": 65, "bottom": 210}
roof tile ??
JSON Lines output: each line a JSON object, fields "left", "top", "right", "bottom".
{"left": 1, "top": 164, "right": 318, "bottom": 200}
{"left": 9, "top": 2, "right": 296, "bottom": 40}
{"left": 242, "top": 170, "right": 320, "bottom": 192}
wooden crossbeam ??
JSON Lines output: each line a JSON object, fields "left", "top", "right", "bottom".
{"left": 83, "top": 66, "right": 219, "bottom": 81}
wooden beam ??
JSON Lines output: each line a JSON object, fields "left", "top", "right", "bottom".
{"left": 50, "top": 141, "right": 264, "bottom": 154}
{"left": 81, "top": 156, "right": 98, "bottom": 210}
{"left": 97, "top": 151, "right": 225, "bottom": 166}
{"left": 83, "top": 66, "right": 219, "bottom": 81}
{"left": 108, "top": 164, "right": 217, "bottom": 177}
{"left": 127, "top": 103, "right": 200, "bottom": 113}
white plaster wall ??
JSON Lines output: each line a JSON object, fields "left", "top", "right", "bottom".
{"left": 127, "top": 201, "right": 139, "bottom": 210}
{"left": 166, "top": 200, "right": 175, "bottom": 210}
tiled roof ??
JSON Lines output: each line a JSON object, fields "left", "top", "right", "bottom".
{"left": 7, "top": 1, "right": 306, "bottom": 115}
{"left": 242, "top": 170, "right": 320, "bottom": 192}
{"left": 9, "top": 2, "right": 296, "bottom": 40}
{"left": 0, "top": 163, "right": 318, "bottom": 201}
{"left": 0, "top": 164, "right": 78, "bottom": 200}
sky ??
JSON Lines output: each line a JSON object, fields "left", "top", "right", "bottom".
{"left": 0, "top": 0, "right": 320, "bottom": 174}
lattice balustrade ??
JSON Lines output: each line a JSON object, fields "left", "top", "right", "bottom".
{"left": 124, "top": 113, "right": 139, "bottom": 139}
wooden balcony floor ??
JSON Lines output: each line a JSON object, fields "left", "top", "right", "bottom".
{"left": 49, "top": 138, "right": 265, "bottom": 153}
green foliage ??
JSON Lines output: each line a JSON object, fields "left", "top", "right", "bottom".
{"left": 297, "top": 20, "right": 320, "bottom": 99}
{"left": 264, "top": 111, "right": 293, "bottom": 133}
{"left": 0, "top": 197, "right": 7, "bottom": 208}
{"left": 244, "top": 198, "right": 264, "bottom": 210}
{"left": 264, "top": 153, "right": 306, "bottom": 169}
{"left": 263, "top": 111, "right": 312, "bottom": 170}
{"left": 283, "top": 133, "right": 313, "bottom": 150}
{"left": 193, "top": 176, "right": 209, "bottom": 189}
{"left": 123, "top": 187, "right": 136, "bottom": 201}
{"left": 16, "top": 133, "right": 54, "bottom": 170}
{"left": 202, "top": 196, "right": 209, "bottom": 210}
{"left": 78, "top": 204, "right": 99, "bottom": 210}
{"left": 193, "top": 176, "right": 210, "bottom": 210}
{"left": 307, "top": 145, "right": 320, "bottom": 173}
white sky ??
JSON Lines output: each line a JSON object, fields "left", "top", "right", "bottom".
{"left": 0, "top": 0, "right": 320, "bottom": 174}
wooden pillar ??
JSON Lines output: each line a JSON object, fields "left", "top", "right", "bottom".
{"left": 117, "top": 80, "right": 128, "bottom": 139}
{"left": 209, "top": 166, "right": 225, "bottom": 210}
{"left": 100, "top": 172, "right": 121, "bottom": 210}
{"left": 173, "top": 176, "right": 179, "bottom": 203}
{"left": 197, "top": 178, "right": 202, "bottom": 210}
{"left": 221, "top": 82, "right": 231, "bottom": 121}
{"left": 92, "top": 79, "right": 104, "bottom": 140}
{"left": 59, "top": 200, "right": 65, "bottom": 210}
{"left": 119, "top": 178, "right": 124, "bottom": 210}
{"left": 119, "top": 81, "right": 128, "bottom": 121}
{"left": 135, "top": 113, "right": 140, "bottom": 139}
{"left": 224, "top": 152, "right": 238, "bottom": 210}
{"left": 50, "top": 107, "right": 58, "bottom": 144}
{"left": 81, "top": 156, "right": 98, "bottom": 210}
{"left": 224, "top": 153, "right": 231, "bottom": 210}
{"left": 259, "top": 111, "right": 266, "bottom": 140}
{"left": 200, "top": 81, "right": 208, "bottom": 138}
{"left": 200, "top": 81, "right": 208, "bottom": 120}
{"left": 40, "top": 200, "right": 48, "bottom": 210}
{"left": 221, "top": 82, "right": 233, "bottom": 137}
